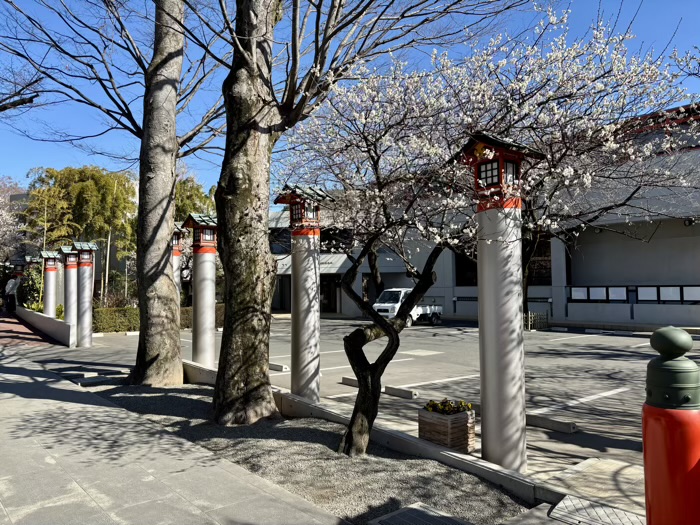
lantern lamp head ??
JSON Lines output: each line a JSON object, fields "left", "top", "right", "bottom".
{"left": 273, "top": 185, "right": 334, "bottom": 229}
{"left": 182, "top": 214, "right": 217, "bottom": 248}
{"left": 71, "top": 242, "right": 99, "bottom": 264}
{"left": 459, "top": 132, "right": 544, "bottom": 202}
{"left": 40, "top": 250, "right": 61, "bottom": 269}
{"left": 60, "top": 246, "right": 78, "bottom": 266}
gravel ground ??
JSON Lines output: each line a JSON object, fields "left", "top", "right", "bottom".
{"left": 87, "top": 382, "right": 528, "bottom": 525}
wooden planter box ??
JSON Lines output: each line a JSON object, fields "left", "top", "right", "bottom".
{"left": 418, "top": 409, "right": 475, "bottom": 453}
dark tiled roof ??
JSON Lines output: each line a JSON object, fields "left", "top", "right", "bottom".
{"left": 73, "top": 241, "right": 99, "bottom": 251}
{"left": 182, "top": 213, "right": 218, "bottom": 228}
{"left": 40, "top": 251, "right": 60, "bottom": 259}
{"left": 459, "top": 131, "right": 545, "bottom": 160}
{"left": 274, "top": 184, "right": 336, "bottom": 205}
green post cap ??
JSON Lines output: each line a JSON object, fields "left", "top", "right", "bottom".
{"left": 646, "top": 326, "right": 700, "bottom": 410}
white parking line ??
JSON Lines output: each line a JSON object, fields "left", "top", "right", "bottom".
{"left": 180, "top": 337, "right": 192, "bottom": 342}
{"left": 632, "top": 342, "right": 649, "bottom": 348}
{"left": 269, "top": 358, "right": 415, "bottom": 376}
{"left": 271, "top": 350, "right": 346, "bottom": 359}
{"left": 548, "top": 334, "right": 597, "bottom": 342}
{"left": 529, "top": 387, "right": 630, "bottom": 416}
{"left": 397, "top": 374, "right": 480, "bottom": 388}
{"left": 434, "top": 330, "right": 479, "bottom": 335}
{"left": 326, "top": 392, "right": 359, "bottom": 399}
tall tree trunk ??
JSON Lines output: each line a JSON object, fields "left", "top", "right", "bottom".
{"left": 213, "top": 0, "right": 282, "bottom": 424}
{"left": 338, "top": 328, "right": 394, "bottom": 456}
{"left": 338, "top": 244, "right": 443, "bottom": 455}
{"left": 130, "top": 0, "right": 184, "bottom": 386}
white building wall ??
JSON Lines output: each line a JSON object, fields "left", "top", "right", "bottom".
{"left": 571, "top": 220, "right": 700, "bottom": 285}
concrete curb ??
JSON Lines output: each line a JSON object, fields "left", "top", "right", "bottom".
{"left": 182, "top": 359, "right": 217, "bottom": 384}
{"left": 341, "top": 377, "right": 416, "bottom": 399}
{"left": 384, "top": 385, "right": 419, "bottom": 399}
{"left": 471, "top": 403, "right": 578, "bottom": 434}
{"left": 270, "top": 362, "right": 290, "bottom": 372}
{"left": 341, "top": 376, "right": 358, "bottom": 387}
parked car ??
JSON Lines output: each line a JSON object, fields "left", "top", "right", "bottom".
{"left": 372, "top": 288, "right": 442, "bottom": 327}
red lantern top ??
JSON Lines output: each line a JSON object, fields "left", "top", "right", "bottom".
{"left": 273, "top": 185, "right": 334, "bottom": 230}
{"left": 459, "top": 132, "right": 544, "bottom": 212}
{"left": 182, "top": 214, "right": 217, "bottom": 253}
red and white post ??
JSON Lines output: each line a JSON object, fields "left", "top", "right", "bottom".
{"left": 42, "top": 253, "right": 59, "bottom": 318}
{"left": 62, "top": 249, "right": 78, "bottom": 330}
{"left": 291, "top": 226, "right": 321, "bottom": 403}
{"left": 462, "top": 133, "right": 542, "bottom": 473}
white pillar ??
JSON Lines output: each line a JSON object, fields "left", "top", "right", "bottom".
{"left": 192, "top": 247, "right": 216, "bottom": 367}
{"left": 291, "top": 229, "right": 321, "bottom": 402}
{"left": 43, "top": 264, "right": 57, "bottom": 318}
{"left": 64, "top": 260, "right": 78, "bottom": 329}
{"left": 77, "top": 260, "right": 93, "bottom": 347}
{"left": 550, "top": 238, "right": 568, "bottom": 321}
{"left": 477, "top": 205, "right": 527, "bottom": 473}
{"left": 172, "top": 250, "right": 182, "bottom": 295}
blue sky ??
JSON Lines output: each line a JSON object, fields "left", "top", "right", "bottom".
{"left": 1, "top": 0, "right": 699, "bottom": 191}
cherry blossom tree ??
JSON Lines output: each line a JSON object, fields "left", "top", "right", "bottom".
{"left": 281, "top": 69, "right": 475, "bottom": 454}
{"left": 282, "top": 15, "right": 700, "bottom": 453}
{"left": 434, "top": 19, "right": 700, "bottom": 308}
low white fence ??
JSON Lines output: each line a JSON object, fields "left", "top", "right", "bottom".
{"left": 15, "top": 307, "right": 75, "bottom": 348}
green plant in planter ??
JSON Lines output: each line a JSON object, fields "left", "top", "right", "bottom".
{"left": 424, "top": 398, "right": 472, "bottom": 415}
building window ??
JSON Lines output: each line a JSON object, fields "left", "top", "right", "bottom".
{"left": 80, "top": 251, "right": 91, "bottom": 261}
{"left": 504, "top": 161, "right": 519, "bottom": 185}
{"left": 193, "top": 229, "right": 200, "bottom": 243}
{"left": 477, "top": 161, "right": 500, "bottom": 187}
{"left": 202, "top": 228, "right": 215, "bottom": 241}
{"left": 46, "top": 259, "right": 55, "bottom": 267}
{"left": 454, "top": 252, "right": 478, "bottom": 286}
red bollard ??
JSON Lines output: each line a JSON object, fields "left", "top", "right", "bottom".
{"left": 643, "top": 326, "right": 700, "bottom": 525}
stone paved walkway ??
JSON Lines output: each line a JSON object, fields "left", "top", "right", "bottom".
{"left": 0, "top": 350, "right": 347, "bottom": 525}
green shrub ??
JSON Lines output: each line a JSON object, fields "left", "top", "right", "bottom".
{"left": 180, "top": 304, "right": 224, "bottom": 329}
{"left": 25, "top": 301, "right": 43, "bottom": 312}
{"left": 93, "top": 303, "right": 225, "bottom": 333}
{"left": 93, "top": 307, "right": 140, "bottom": 333}
{"left": 56, "top": 304, "right": 64, "bottom": 320}
{"left": 180, "top": 306, "right": 193, "bottom": 329}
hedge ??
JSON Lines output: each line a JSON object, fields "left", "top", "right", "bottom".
{"left": 180, "top": 304, "right": 225, "bottom": 329}
{"left": 93, "top": 307, "right": 140, "bottom": 333}
{"left": 93, "top": 304, "right": 225, "bottom": 333}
